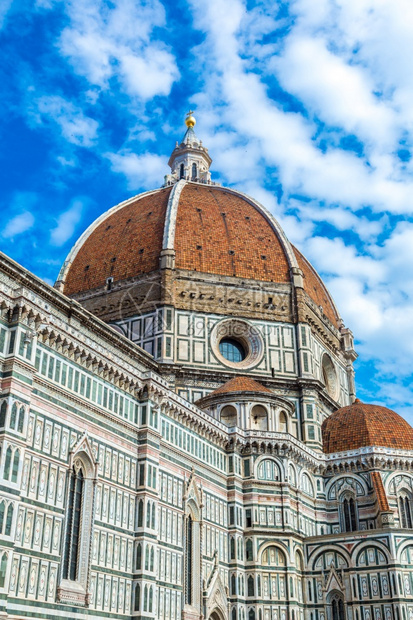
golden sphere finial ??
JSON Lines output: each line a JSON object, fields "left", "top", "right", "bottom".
{"left": 185, "top": 110, "right": 196, "bottom": 128}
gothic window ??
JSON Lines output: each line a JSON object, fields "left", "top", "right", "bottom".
{"left": 248, "top": 575, "right": 255, "bottom": 597}
{"left": 186, "top": 515, "right": 193, "bottom": 604}
{"left": 230, "top": 536, "right": 236, "bottom": 559}
{"left": 136, "top": 543, "right": 142, "bottom": 570}
{"left": 9, "top": 403, "right": 17, "bottom": 429}
{"left": 5, "top": 503, "right": 13, "bottom": 536}
{"left": 232, "top": 609, "right": 237, "bottom": 620}
{"left": 231, "top": 574, "right": 236, "bottom": 595}
{"left": 63, "top": 466, "right": 84, "bottom": 581}
{"left": 4, "top": 446, "right": 19, "bottom": 483}
{"left": 329, "top": 592, "right": 345, "bottom": 620}
{"left": 246, "top": 539, "right": 253, "bottom": 561}
{"left": 0, "top": 553, "right": 8, "bottom": 588}
{"left": 144, "top": 584, "right": 148, "bottom": 611}
{"left": 0, "top": 401, "right": 6, "bottom": 427}
{"left": 340, "top": 495, "right": 358, "bottom": 532}
{"left": 249, "top": 609, "right": 256, "bottom": 620}
{"left": 137, "top": 499, "right": 143, "bottom": 527}
{"left": 192, "top": 163, "right": 197, "bottom": 180}
{"left": 399, "top": 493, "right": 413, "bottom": 528}
{"left": 0, "top": 503, "right": 4, "bottom": 531}
{"left": 17, "top": 406, "right": 25, "bottom": 433}
{"left": 11, "top": 450, "right": 20, "bottom": 483}
{"left": 134, "top": 583, "right": 140, "bottom": 611}
{"left": 184, "top": 481, "right": 202, "bottom": 613}
{"left": 180, "top": 163, "right": 185, "bottom": 179}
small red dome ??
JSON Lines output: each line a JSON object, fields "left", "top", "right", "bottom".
{"left": 322, "top": 400, "right": 413, "bottom": 453}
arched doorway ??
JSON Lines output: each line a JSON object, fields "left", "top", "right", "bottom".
{"left": 209, "top": 610, "right": 226, "bottom": 620}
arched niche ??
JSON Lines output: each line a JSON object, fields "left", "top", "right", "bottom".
{"left": 250, "top": 404, "right": 268, "bottom": 431}
{"left": 321, "top": 353, "right": 338, "bottom": 400}
{"left": 279, "top": 410, "right": 288, "bottom": 433}
{"left": 220, "top": 404, "right": 237, "bottom": 427}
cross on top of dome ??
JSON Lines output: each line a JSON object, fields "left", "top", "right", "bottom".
{"left": 164, "top": 112, "right": 214, "bottom": 186}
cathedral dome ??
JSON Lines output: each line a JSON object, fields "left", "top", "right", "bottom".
{"left": 322, "top": 399, "right": 413, "bottom": 453}
{"left": 57, "top": 182, "right": 340, "bottom": 328}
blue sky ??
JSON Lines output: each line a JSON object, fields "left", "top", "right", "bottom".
{"left": 1, "top": 0, "right": 413, "bottom": 421}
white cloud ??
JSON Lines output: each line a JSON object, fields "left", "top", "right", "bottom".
{"left": 34, "top": 96, "right": 98, "bottom": 147}
{"left": 50, "top": 199, "right": 84, "bottom": 246}
{"left": 59, "top": 0, "right": 179, "bottom": 101}
{"left": 2, "top": 212, "right": 35, "bottom": 239}
{"left": 273, "top": 36, "right": 396, "bottom": 148}
{"left": 186, "top": 0, "right": 413, "bottom": 419}
{"left": 106, "top": 151, "right": 166, "bottom": 190}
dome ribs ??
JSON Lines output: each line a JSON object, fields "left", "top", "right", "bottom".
{"left": 63, "top": 187, "right": 171, "bottom": 295}
{"left": 293, "top": 246, "right": 340, "bottom": 328}
{"left": 322, "top": 400, "right": 413, "bottom": 453}
{"left": 174, "top": 185, "right": 290, "bottom": 282}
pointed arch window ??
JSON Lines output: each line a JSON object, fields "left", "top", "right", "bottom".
{"left": 17, "top": 406, "right": 25, "bottom": 433}
{"left": 59, "top": 448, "right": 96, "bottom": 606}
{"left": 0, "top": 553, "right": 8, "bottom": 588}
{"left": 184, "top": 483, "right": 202, "bottom": 613}
{"left": 11, "top": 450, "right": 20, "bottom": 483}
{"left": 246, "top": 539, "right": 253, "bottom": 561}
{"left": 136, "top": 543, "right": 142, "bottom": 570}
{"left": 9, "top": 403, "right": 17, "bottom": 429}
{"left": 180, "top": 163, "right": 185, "bottom": 179}
{"left": 3, "top": 447, "right": 11, "bottom": 480}
{"left": 4, "top": 445, "right": 19, "bottom": 483}
{"left": 0, "top": 401, "right": 7, "bottom": 427}
{"left": 340, "top": 495, "right": 358, "bottom": 532}
{"left": 186, "top": 514, "right": 193, "bottom": 605}
{"left": 330, "top": 593, "right": 345, "bottom": 620}
{"left": 399, "top": 493, "right": 413, "bottom": 528}
{"left": 5, "top": 503, "right": 13, "bottom": 536}
{"left": 134, "top": 583, "right": 140, "bottom": 611}
{"left": 192, "top": 163, "right": 197, "bottom": 180}
{"left": 63, "top": 466, "right": 84, "bottom": 581}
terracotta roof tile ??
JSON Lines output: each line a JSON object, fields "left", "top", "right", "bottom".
{"left": 62, "top": 183, "right": 339, "bottom": 327}
{"left": 174, "top": 185, "right": 290, "bottom": 282}
{"left": 371, "top": 471, "right": 390, "bottom": 512}
{"left": 322, "top": 399, "right": 413, "bottom": 453}
{"left": 208, "top": 376, "right": 272, "bottom": 396}
{"left": 293, "top": 246, "right": 339, "bottom": 328}
{"left": 64, "top": 188, "right": 172, "bottom": 295}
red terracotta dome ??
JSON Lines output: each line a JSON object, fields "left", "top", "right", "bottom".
{"left": 322, "top": 399, "right": 413, "bottom": 453}
{"left": 57, "top": 182, "right": 340, "bottom": 328}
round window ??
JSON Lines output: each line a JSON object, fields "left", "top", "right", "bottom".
{"left": 211, "top": 319, "right": 264, "bottom": 370}
{"left": 219, "top": 338, "right": 246, "bottom": 363}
